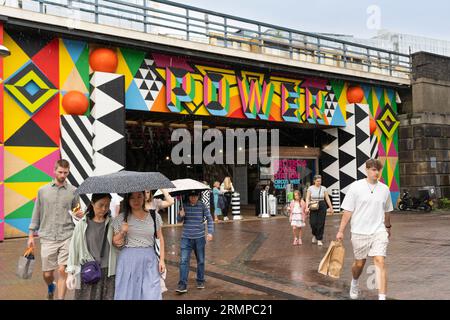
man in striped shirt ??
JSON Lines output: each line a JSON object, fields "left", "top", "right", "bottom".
{"left": 176, "top": 190, "right": 214, "bottom": 294}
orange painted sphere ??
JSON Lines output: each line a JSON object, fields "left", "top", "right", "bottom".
{"left": 370, "top": 118, "right": 377, "bottom": 135}
{"left": 347, "top": 86, "right": 364, "bottom": 104}
{"left": 89, "top": 48, "right": 118, "bottom": 73}
{"left": 62, "top": 91, "right": 89, "bottom": 115}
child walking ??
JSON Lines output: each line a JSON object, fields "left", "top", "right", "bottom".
{"left": 288, "top": 190, "right": 307, "bottom": 245}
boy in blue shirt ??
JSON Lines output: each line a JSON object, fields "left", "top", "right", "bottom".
{"left": 176, "top": 190, "right": 214, "bottom": 293}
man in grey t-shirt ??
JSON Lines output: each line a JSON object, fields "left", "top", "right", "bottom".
{"left": 28, "top": 159, "right": 82, "bottom": 300}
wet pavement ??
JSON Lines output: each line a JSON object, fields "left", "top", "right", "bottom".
{"left": 1, "top": 211, "right": 450, "bottom": 300}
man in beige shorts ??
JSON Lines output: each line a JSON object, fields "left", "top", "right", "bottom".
{"left": 28, "top": 159, "right": 82, "bottom": 300}
{"left": 336, "top": 159, "right": 393, "bottom": 300}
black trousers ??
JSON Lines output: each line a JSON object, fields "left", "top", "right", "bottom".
{"left": 309, "top": 201, "right": 327, "bottom": 240}
{"left": 223, "top": 192, "right": 232, "bottom": 218}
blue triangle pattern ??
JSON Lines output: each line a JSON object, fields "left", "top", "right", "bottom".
{"left": 63, "top": 39, "right": 86, "bottom": 64}
{"left": 125, "top": 80, "right": 149, "bottom": 111}
{"left": 5, "top": 218, "right": 31, "bottom": 234}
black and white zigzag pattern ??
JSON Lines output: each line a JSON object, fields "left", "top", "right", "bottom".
{"left": 90, "top": 72, "right": 126, "bottom": 176}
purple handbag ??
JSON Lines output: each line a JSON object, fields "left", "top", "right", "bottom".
{"left": 80, "top": 260, "right": 102, "bottom": 284}
{"left": 80, "top": 222, "right": 109, "bottom": 284}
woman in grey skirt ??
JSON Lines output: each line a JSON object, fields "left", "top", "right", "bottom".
{"left": 66, "top": 193, "right": 118, "bottom": 300}
{"left": 112, "top": 191, "right": 166, "bottom": 300}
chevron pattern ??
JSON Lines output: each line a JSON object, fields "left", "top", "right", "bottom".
{"left": 355, "top": 104, "right": 371, "bottom": 180}
{"left": 90, "top": 72, "right": 126, "bottom": 176}
{"left": 321, "top": 128, "right": 341, "bottom": 212}
{"left": 338, "top": 104, "right": 357, "bottom": 201}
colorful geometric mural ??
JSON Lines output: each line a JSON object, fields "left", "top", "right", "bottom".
{"left": 360, "top": 86, "right": 401, "bottom": 205}
{"left": 0, "top": 25, "right": 401, "bottom": 238}
{"left": 124, "top": 53, "right": 349, "bottom": 127}
{"left": 2, "top": 29, "right": 61, "bottom": 238}
{"left": 1, "top": 23, "right": 4, "bottom": 241}
{"left": 59, "top": 39, "right": 90, "bottom": 116}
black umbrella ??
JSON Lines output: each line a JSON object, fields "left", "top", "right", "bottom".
{"left": 75, "top": 171, "right": 175, "bottom": 195}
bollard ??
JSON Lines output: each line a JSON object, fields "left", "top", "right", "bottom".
{"left": 168, "top": 197, "right": 179, "bottom": 225}
{"left": 268, "top": 194, "right": 277, "bottom": 216}
{"left": 331, "top": 189, "right": 340, "bottom": 214}
{"left": 232, "top": 192, "right": 242, "bottom": 220}
{"left": 260, "top": 190, "right": 270, "bottom": 218}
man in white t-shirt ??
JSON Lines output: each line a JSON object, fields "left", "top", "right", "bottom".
{"left": 336, "top": 159, "right": 393, "bottom": 300}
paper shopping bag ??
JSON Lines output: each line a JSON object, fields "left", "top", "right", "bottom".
{"left": 16, "top": 247, "right": 35, "bottom": 280}
{"left": 318, "top": 241, "right": 345, "bottom": 279}
{"left": 328, "top": 241, "right": 345, "bottom": 278}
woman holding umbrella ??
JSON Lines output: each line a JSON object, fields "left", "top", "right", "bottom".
{"left": 112, "top": 191, "right": 167, "bottom": 300}
{"left": 145, "top": 189, "right": 174, "bottom": 213}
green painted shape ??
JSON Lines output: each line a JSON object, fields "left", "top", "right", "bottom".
{"left": 120, "top": 48, "right": 145, "bottom": 78}
{"left": 382, "top": 162, "right": 389, "bottom": 184}
{"left": 367, "top": 87, "right": 373, "bottom": 116}
{"left": 5, "top": 165, "right": 53, "bottom": 183}
{"left": 75, "top": 45, "right": 91, "bottom": 116}
{"left": 330, "top": 80, "right": 345, "bottom": 101}
{"left": 75, "top": 45, "right": 90, "bottom": 91}
{"left": 6, "top": 200, "right": 35, "bottom": 219}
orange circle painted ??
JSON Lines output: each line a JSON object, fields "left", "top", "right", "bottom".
{"left": 347, "top": 86, "right": 364, "bottom": 104}
{"left": 62, "top": 91, "right": 89, "bottom": 115}
{"left": 89, "top": 48, "right": 118, "bottom": 73}
{"left": 370, "top": 118, "right": 377, "bottom": 134}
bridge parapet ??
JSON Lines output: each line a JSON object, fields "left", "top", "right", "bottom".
{"left": 1, "top": 0, "right": 411, "bottom": 83}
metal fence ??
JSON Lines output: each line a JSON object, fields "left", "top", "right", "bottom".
{"left": 2, "top": 0, "right": 411, "bottom": 78}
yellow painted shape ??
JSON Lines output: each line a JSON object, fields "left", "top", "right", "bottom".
{"left": 195, "top": 65, "right": 236, "bottom": 77}
{"left": 3, "top": 32, "right": 30, "bottom": 79}
{"left": 59, "top": 94, "right": 67, "bottom": 115}
{"left": 59, "top": 39, "right": 76, "bottom": 88}
{"left": 4, "top": 185, "right": 31, "bottom": 215}
{"left": 3, "top": 149, "right": 30, "bottom": 180}
{"left": 156, "top": 68, "right": 166, "bottom": 80}
{"left": 3, "top": 94, "right": 30, "bottom": 141}
{"left": 338, "top": 83, "right": 348, "bottom": 121}
{"left": 116, "top": 50, "right": 133, "bottom": 91}
{"left": 5, "top": 182, "right": 48, "bottom": 200}
{"left": 6, "top": 84, "right": 58, "bottom": 114}
{"left": 5, "top": 146, "right": 59, "bottom": 165}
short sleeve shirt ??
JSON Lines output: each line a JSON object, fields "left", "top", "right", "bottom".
{"left": 112, "top": 211, "right": 163, "bottom": 248}
{"left": 341, "top": 179, "right": 394, "bottom": 235}
{"left": 308, "top": 185, "right": 327, "bottom": 201}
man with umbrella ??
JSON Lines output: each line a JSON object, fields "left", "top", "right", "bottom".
{"left": 176, "top": 190, "right": 214, "bottom": 294}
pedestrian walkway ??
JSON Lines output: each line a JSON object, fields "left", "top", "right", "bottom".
{"left": 1, "top": 212, "right": 450, "bottom": 300}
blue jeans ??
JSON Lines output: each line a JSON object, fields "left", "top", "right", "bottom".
{"left": 178, "top": 237, "right": 206, "bottom": 287}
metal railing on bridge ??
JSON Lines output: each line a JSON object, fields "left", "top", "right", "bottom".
{"left": 1, "top": 0, "right": 412, "bottom": 79}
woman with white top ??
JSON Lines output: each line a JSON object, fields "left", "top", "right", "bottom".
{"left": 220, "top": 177, "right": 234, "bottom": 221}
{"left": 305, "top": 175, "right": 334, "bottom": 246}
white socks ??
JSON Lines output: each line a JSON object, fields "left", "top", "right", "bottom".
{"left": 379, "top": 294, "right": 386, "bottom": 300}
{"left": 351, "top": 279, "right": 359, "bottom": 286}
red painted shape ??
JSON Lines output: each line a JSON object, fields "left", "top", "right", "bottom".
{"left": 32, "top": 38, "right": 59, "bottom": 87}
{"left": 31, "top": 94, "right": 61, "bottom": 146}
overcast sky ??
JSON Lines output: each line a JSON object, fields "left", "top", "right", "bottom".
{"left": 180, "top": 0, "right": 450, "bottom": 42}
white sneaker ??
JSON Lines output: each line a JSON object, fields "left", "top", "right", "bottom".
{"left": 312, "top": 236, "right": 317, "bottom": 244}
{"left": 317, "top": 240, "right": 323, "bottom": 246}
{"left": 223, "top": 217, "right": 229, "bottom": 221}
{"left": 350, "top": 282, "right": 359, "bottom": 300}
